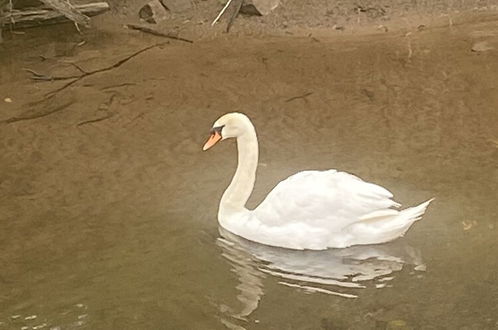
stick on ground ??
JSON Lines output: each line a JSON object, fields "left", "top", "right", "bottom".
{"left": 126, "top": 24, "right": 193, "bottom": 43}
{"left": 0, "top": 2, "right": 109, "bottom": 29}
{"left": 226, "top": 0, "right": 244, "bottom": 32}
{"left": 39, "top": 0, "right": 90, "bottom": 27}
{"left": 211, "top": 0, "right": 233, "bottom": 26}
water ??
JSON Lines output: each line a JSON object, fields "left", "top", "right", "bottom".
{"left": 1, "top": 15, "right": 498, "bottom": 329}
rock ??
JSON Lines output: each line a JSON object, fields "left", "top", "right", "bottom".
{"left": 139, "top": 0, "right": 169, "bottom": 24}
{"left": 240, "top": 0, "right": 279, "bottom": 16}
{"left": 160, "top": 0, "right": 192, "bottom": 13}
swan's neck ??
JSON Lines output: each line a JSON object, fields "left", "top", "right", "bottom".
{"left": 219, "top": 127, "right": 258, "bottom": 220}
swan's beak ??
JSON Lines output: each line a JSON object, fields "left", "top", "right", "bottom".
{"left": 203, "top": 131, "right": 222, "bottom": 151}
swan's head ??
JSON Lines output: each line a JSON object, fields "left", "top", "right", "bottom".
{"left": 203, "top": 112, "right": 252, "bottom": 151}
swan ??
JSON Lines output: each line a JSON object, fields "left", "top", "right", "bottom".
{"left": 203, "top": 112, "right": 433, "bottom": 250}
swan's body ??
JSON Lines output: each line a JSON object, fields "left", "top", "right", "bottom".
{"left": 203, "top": 113, "right": 433, "bottom": 250}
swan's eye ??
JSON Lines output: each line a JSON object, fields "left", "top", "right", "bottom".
{"left": 211, "top": 125, "right": 225, "bottom": 137}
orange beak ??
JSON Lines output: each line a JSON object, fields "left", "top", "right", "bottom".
{"left": 203, "top": 131, "right": 222, "bottom": 151}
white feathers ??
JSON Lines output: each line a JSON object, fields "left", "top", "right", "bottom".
{"left": 228, "top": 170, "right": 433, "bottom": 249}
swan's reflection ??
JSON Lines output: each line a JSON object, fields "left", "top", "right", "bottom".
{"left": 217, "top": 227, "right": 425, "bottom": 327}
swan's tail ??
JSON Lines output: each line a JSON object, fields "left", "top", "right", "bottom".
{"left": 346, "top": 198, "right": 434, "bottom": 247}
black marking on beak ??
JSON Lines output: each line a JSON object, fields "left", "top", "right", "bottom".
{"left": 211, "top": 125, "right": 225, "bottom": 137}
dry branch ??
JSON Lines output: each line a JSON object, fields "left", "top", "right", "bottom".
{"left": 77, "top": 113, "right": 114, "bottom": 126}
{"left": 0, "top": 2, "right": 109, "bottom": 29}
{"left": 1, "top": 97, "right": 74, "bottom": 124}
{"left": 211, "top": 0, "right": 233, "bottom": 26}
{"left": 226, "top": 0, "right": 243, "bottom": 32}
{"left": 39, "top": 0, "right": 90, "bottom": 27}
{"left": 285, "top": 92, "right": 313, "bottom": 103}
{"left": 23, "top": 68, "right": 80, "bottom": 81}
{"left": 0, "top": 0, "right": 9, "bottom": 43}
{"left": 126, "top": 24, "right": 193, "bottom": 43}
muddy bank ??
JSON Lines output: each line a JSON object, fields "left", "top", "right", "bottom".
{"left": 103, "top": 0, "right": 498, "bottom": 37}
{"left": 2, "top": 0, "right": 498, "bottom": 45}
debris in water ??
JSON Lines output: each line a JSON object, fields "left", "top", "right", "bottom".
{"left": 388, "top": 319, "right": 408, "bottom": 328}
{"left": 462, "top": 220, "right": 477, "bottom": 231}
{"left": 488, "top": 138, "right": 498, "bottom": 148}
{"left": 414, "top": 264, "right": 427, "bottom": 271}
{"left": 377, "top": 25, "right": 388, "bottom": 32}
{"left": 471, "top": 41, "right": 494, "bottom": 53}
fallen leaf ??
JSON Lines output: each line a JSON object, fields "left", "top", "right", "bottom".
{"left": 462, "top": 220, "right": 478, "bottom": 231}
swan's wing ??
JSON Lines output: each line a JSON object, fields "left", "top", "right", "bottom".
{"left": 253, "top": 170, "right": 400, "bottom": 232}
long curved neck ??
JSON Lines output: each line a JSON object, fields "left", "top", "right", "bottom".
{"left": 219, "top": 126, "right": 259, "bottom": 219}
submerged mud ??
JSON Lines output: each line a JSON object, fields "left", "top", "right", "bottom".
{"left": 0, "top": 10, "right": 498, "bottom": 330}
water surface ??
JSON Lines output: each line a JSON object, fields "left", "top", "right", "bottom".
{"left": 0, "top": 15, "right": 497, "bottom": 330}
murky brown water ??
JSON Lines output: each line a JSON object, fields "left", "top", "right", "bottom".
{"left": 1, "top": 14, "right": 498, "bottom": 330}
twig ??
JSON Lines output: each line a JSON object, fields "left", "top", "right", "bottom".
{"left": 285, "top": 92, "right": 313, "bottom": 103}
{"left": 126, "top": 24, "right": 193, "bottom": 43}
{"left": 45, "top": 78, "right": 79, "bottom": 96}
{"left": 23, "top": 68, "right": 47, "bottom": 78}
{"left": 123, "top": 112, "right": 146, "bottom": 127}
{"left": 1, "top": 98, "right": 74, "bottom": 124}
{"left": 65, "top": 62, "right": 88, "bottom": 74}
{"left": 40, "top": 42, "right": 168, "bottom": 97}
{"left": 77, "top": 113, "right": 114, "bottom": 126}
{"left": 101, "top": 82, "right": 136, "bottom": 90}
{"left": 211, "top": 0, "right": 233, "bottom": 26}
{"left": 226, "top": 0, "right": 243, "bottom": 33}
{"left": 1, "top": 3, "right": 109, "bottom": 29}
{"left": 39, "top": 0, "right": 90, "bottom": 27}
{"left": 23, "top": 68, "right": 80, "bottom": 81}
{"left": 0, "top": 0, "right": 9, "bottom": 43}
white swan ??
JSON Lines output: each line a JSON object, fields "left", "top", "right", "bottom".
{"left": 203, "top": 112, "right": 433, "bottom": 250}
